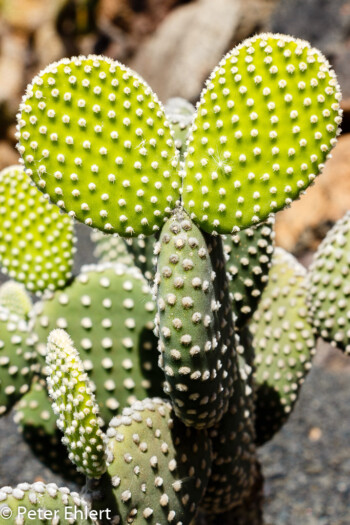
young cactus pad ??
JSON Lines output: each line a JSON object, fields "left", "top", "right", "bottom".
{"left": 0, "top": 307, "right": 35, "bottom": 415}
{"left": 16, "top": 55, "right": 181, "bottom": 237}
{"left": 0, "top": 165, "right": 75, "bottom": 294}
{"left": 0, "top": 280, "right": 32, "bottom": 319}
{"left": 224, "top": 218, "right": 275, "bottom": 329}
{"left": 46, "top": 328, "right": 107, "bottom": 478}
{"left": 250, "top": 247, "right": 315, "bottom": 445}
{"left": 307, "top": 211, "right": 350, "bottom": 353}
{"left": 183, "top": 33, "right": 342, "bottom": 234}
{"left": 0, "top": 482, "right": 96, "bottom": 524}
{"left": 88, "top": 398, "right": 212, "bottom": 525}
{"left": 155, "top": 210, "right": 236, "bottom": 428}
{"left": 32, "top": 262, "right": 163, "bottom": 423}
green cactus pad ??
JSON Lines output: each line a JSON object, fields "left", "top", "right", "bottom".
{"left": 0, "top": 482, "right": 96, "bottom": 524}
{"left": 87, "top": 398, "right": 212, "bottom": 525}
{"left": 164, "top": 98, "right": 195, "bottom": 158}
{"left": 182, "top": 33, "right": 342, "bottom": 234}
{"left": 14, "top": 380, "right": 85, "bottom": 485}
{"left": 250, "top": 247, "right": 315, "bottom": 445}
{"left": 201, "top": 333, "right": 257, "bottom": 514}
{"left": 224, "top": 217, "right": 275, "bottom": 328}
{"left": 32, "top": 262, "right": 163, "bottom": 424}
{"left": 0, "top": 165, "right": 75, "bottom": 294}
{"left": 0, "top": 307, "right": 35, "bottom": 416}
{"left": 46, "top": 328, "right": 107, "bottom": 478}
{"left": 125, "top": 236, "right": 157, "bottom": 281}
{"left": 16, "top": 55, "right": 181, "bottom": 237}
{"left": 91, "top": 231, "right": 134, "bottom": 266}
{"left": 307, "top": 212, "right": 350, "bottom": 353}
{"left": 0, "top": 281, "right": 32, "bottom": 319}
{"left": 155, "top": 209, "right": 236, "bottom": 428}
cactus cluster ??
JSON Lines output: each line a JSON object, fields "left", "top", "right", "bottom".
{"left": 0, "top": 30, "right": 346, "bottom": 525}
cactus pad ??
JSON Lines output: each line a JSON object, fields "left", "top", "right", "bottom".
{"left": 250, "top": 247, "right": 315, "bottom": 445}
{"left": 91, "top": 231, "right": 134, "bottom": 266}
{"left": 14, "top": 380, "right": 85, "bottom": 485}
{"left": 0, "top": 281, "right": 32, "bottom": 319}
{"left": 88, "top": 398, "right": 212, "bottom": 524}
{"left": 46, "top": 328, "right": 107, "bottom": 478}
{"left": 183, "top": 33, "right": 342, "bottom": 234}
{"left": 0, "top": 482, "right": 96, "bottom": 524}
{"left": 164, "top": 97, "right": 195, "bottom": 157}
{"left": 0, "top": 165, "right": 75, "bottom": 294}
{"left": 155, "top": 210, "right": 236, "bottom": 428}
{"left": 16, "top": 55, "right": 180, "bottom": 237}
{"left": 307, "top": 212, "right": 350, "bottom": 353}
{"left": 32, "top": 262, "right": 163, "bottom": 424}
{"left": 224, "top": 218, "right": 275, "bottom": 328}
{"left": 0, "top": 307, "right": 35, "bottom": 415}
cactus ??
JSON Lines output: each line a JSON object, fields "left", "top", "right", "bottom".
{"left": 307, "top": 211, "right": 350, "bottom": 353}
{"left": 31, "top": 262, "right": 163, "bottom": 424}
{"left": 155, "top": 209, "right": 236, "bottom": 429}
{"left": 16, "top": 55, "right": 181, "bottom": 237}
{"left": 91, "top": 230, "right": 134, "bottom": 266}
{"left": 223, "top": 218, "right": 275, "bottom": 329}
{"left": 250, "top": 248, "right": 316, "bottom": 445}
{"left": 0, "top": 165, "right": 75, "bottom": 294}
{"left": 0, "top": 482, "right": 96, "bottom": 524}
{"left": 164, "top": 97, "right": 196, "bottom": 158}
{"left": 0, "top": 280, "right": 32, "bottom": 318}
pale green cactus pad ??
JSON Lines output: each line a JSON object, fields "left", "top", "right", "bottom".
{"left": 46, "top": 329, "right": 107, "bottom": 478}
{"left": 0, "top": 307, "right": 35, "bottom": 416}
{"left": 307, "top": 212, "right": 350, "bottom": 353}
{"left": 164, "top": 97, "right": 195, "bottom": 157}
{"left": 250, "top": 247, "right": 315, "bottom": 445}
{"left": 87, "top": 398, "right": 212, "bottom": 525}
{"left": 0, "top": 281, "right": 32, "bottom": 319}
{"left": 155, "top": 210, "right": 236, "bottom": 428}
{"left": 201, "top": 332, "right": 257, "bottom": 514}
{"left": 91, "top": 230, "right": 134, "bottom": 266}
{"left": 0, "top": 482, "right": 96, "bottom": 524}
{"left": 16, "top": 55, "right": 181, "bottom": 237}
{"left": 32, "top": 262, "right": 163, "bottom": 424}
{"left": 0, "top": 165, "right": 75, "bottom": 294}
{"left": 14, "top": 380, "right": 85, "bottom": 485}
{"left": 125, "top": 236, "right": 157, "bottom": 281}
{"left": 182, "top": 33, "right": 342, "bottom": 234}
{"left": 224, "top": 217, "right": 275, "bottom": 328}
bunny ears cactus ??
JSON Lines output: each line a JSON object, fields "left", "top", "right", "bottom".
{"left": 16, "top": 33, "right": 342, "bottom": 237}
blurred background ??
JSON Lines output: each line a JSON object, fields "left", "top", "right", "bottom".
{"left": 0, "top": 1, "right": 350, "bottom": 523}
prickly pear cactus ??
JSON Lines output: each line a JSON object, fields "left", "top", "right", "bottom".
{"left": 0, "top": 165, "right": 75, "bottom": 293}
{"left": 0, "top": 280, "right": 32, "bottom": 318}
{"left": 16, "top": 56, "right": 181, "bottom": 237}
{"left": 0, "top": 482, "right": 96, "bottom": 524}
{"left": 46, "top": 329, "right": 107, "bottom": 478}
{"left": 183, "top": 33, "right": 342, "bottom": 234}
{"left": 14, "top": 380, "right": 85, "bottom": 485}
{"left": 250, "top": 247, "right": 316, "bottom": 445}
{"left": 164, "top": 97, "right": 195, "bottom": 157}
{"left": 91, "top": 230, "right": 134, "bottom": 266}
{"left": 0, "top": 307, "right": 35, "bottom": 416}
{"left": 224, "top": 218, "right": 275, "bottom": 328}
{"left": 86, "top": 398, "right": 212, "bottom": 525}
{"left": 155, "top": 210, "right": 236, "bottom": 429}
{"left": 32, "top": 262, "right": 163, "bottom": 423}
{"left": 307, "top": 211, "right": 350, "bottom": 353}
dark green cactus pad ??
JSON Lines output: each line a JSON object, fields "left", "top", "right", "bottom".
{"left": 14, "top": 379, "right": 85, "bottom": 485}
{"left": 0, "top": 281, "right": 32, "bottom": 319}
{"left": 46, "top": 329, "right": 107, "bottom": 478}
{"left": 31, "top": 262, "right": 163, "bottom": 424}
{"left": 87, "top": 398, "right": 212, "bottom": 524}
{"left": 250, "top": 247, "right": 315, "bottom": 445}
{"left": 0, "top": 165, "right": 75, "bottom": 294}
{"left": 224, "top": 217, "right": 275, "bottom": 329}
{"left": 0, "top": 482, "right": 96, "bottom": 524}
{"left": 0, "top": 307, "right": 35, "bottom": 416}
{"left": 307, "top": 211, "right": 350, "bottom": 353}
{"left": 182, "top": 33, "right": 342, "bottom": 234}
{"left": 201, "top": 332, "right": 257, "bottom": 514}
{"left": 155, "top": 209, "right": 236, "bottom": 428}
{"left": 164, "top": 97, "right": 195, "bottom": 158}
{"left": 16, "top": 55, "right": 181, "bottom": 237}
